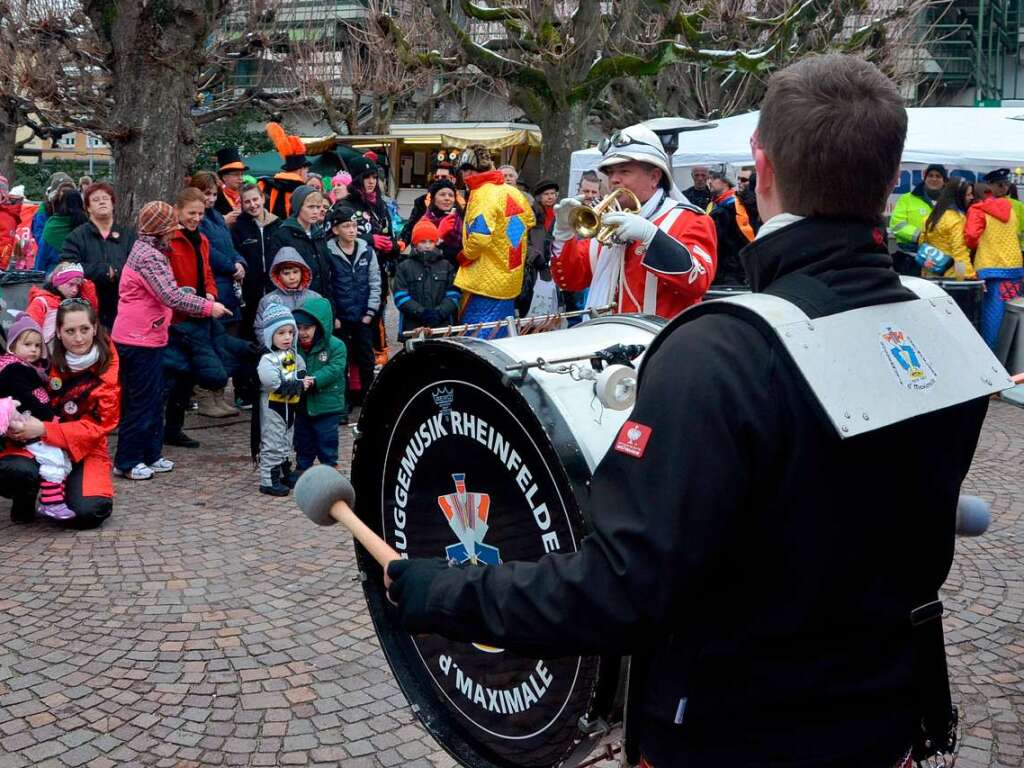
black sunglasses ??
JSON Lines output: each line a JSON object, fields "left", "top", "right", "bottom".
{"left": 59, "top": 298, "right": 91, "bottom": 309}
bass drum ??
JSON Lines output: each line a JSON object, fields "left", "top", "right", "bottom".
{"left": 351, "top": 314, "right": 665, "bottom": 768}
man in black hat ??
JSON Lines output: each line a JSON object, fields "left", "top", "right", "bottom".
{"left": 214, "top": 147, "right": 249, "bottom": 220}
{"left": 260, "top": 125, "right": 312, "bottom": 220}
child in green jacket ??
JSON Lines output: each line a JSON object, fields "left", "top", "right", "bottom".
{"left": 291, "top": 296, "right": 347, "bottom": 480}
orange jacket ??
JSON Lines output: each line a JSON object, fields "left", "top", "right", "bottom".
{"left": 26, "top": 281, "right": 101, "bottom": 344}
{"left": 167, "top": 230, "right": 218, "bottom": 321}
{"left": 43, "top": 344, "right": 120, "bottom": 498}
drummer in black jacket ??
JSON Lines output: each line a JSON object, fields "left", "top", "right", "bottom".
{"left": 385, "top": 55, "right": 992, "bottom": 768}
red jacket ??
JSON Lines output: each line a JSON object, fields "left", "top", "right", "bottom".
{"left": 167, "top": 230, "right": 218, "bottom": 321}
{"left": 551, "top": 196, "right": 717, "bottom": 318}
{"left": 26, "top": 281, "right": 101, "bottom": 344}
{"left": 0, "top": 202, "right": 20, "bottom": 270}
{"left": 0, "top": 342, "right": 120, "bottom": 500}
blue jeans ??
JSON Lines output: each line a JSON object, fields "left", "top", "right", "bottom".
{"left": 115, "top": 343, "right": 166, "bottom": 471}
{"left": 294, "top": 410, "right": 340, "bottom": 470}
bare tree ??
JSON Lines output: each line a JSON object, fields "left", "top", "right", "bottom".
{"left": 378, "top": 0, "right": 945, "bottom": 188}
{"left": 0, "top": 0, "right": 65, "bottom": 181}
{"left": 1, "top": 0, "right": 310, "bottom": 222}
{"left": 292, "top": 0, "right": 484, "bottom": 136}
{"left": 600, "top": 0, "right": 942, "bottom": 127}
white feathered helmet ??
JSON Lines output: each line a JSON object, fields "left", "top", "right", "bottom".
{"left": 598, "top": 124, "right": 685, "bottom": 201}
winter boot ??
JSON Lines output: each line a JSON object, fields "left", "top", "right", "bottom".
{"left": 214, "top": 390, "right": 240, "bottom": 417}
{"left": 279, "top": 460, "right": 301, "bottom": 489}
{"left": 196, "top": 388, "right": 224, "bottom": 418}
{"left": 196, "top": 388, "right": 238, "bottom": 418}
{"left": 259, "top": 466, "right": 290, "bottom": 497}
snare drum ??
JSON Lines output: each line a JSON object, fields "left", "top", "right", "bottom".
{"left": 351, "top": 315, "right": 665, "bottom": 768}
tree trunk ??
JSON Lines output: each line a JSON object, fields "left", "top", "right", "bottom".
{"left": 0, "top": 99, "right": 19, "bottom": 183}
{"left": 107, "top": 70, "right": 197, "bottom": 226}
{"left": 532, "top": 101, "right": 589, "bottom": 193}
{"left": 85, "top": 1, "right": 212, "bottom": 225}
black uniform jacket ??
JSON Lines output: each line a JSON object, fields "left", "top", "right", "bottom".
{"left": 391, "top": 218, "right": 989, "bottom": 766}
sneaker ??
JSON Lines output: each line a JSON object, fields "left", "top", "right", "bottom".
{"left": 148, "top": 457, "right": 174, "bottom": 473}
{"left": 114, "top": 463, "right": 154, "bottom": 480}
{"left": 235, "top": 397, "right": 253, "bottom": 411}
{"left": 38, "top": 502, "right": 75, "bottom": 521}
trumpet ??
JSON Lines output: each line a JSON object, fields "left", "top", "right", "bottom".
{"left": 569, "top": 188, "right": 642, "bottom": 243}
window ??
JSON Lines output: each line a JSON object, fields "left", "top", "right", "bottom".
{"left": 60, "top": 134, "right": 77, "bottom": 149}
{"left": 86, "top": 136, "right": 105, "bottom": 149}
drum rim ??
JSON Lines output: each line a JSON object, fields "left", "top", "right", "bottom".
{"left": 352, "top": 339, "right": 606, "bottom": 768}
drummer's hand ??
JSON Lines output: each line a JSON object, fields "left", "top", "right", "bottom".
{"left": 386, "top": 558, "right": 449, "bottom": 618}
{"left": 552, "top": 197, "right": 582, "bottom": 242}
{"left": 603, "top": 211, "right": 657, "bottom": 246}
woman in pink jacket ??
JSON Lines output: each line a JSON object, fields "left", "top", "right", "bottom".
{"left": 111, "top": 201, "right": 231, "bottom": 480}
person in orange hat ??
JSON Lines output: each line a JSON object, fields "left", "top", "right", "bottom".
{"left": 394, "top": 218, "right": 460, "bottom": 333}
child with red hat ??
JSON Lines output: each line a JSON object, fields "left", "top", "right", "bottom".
{"left": 393, "top": 218, "right": 460, "bottom": 333}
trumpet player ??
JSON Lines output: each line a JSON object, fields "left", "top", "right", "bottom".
{"left": 550, "top": 124, "right": 718, "bottom": 318}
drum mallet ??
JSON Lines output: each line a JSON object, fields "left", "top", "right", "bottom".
{"left": 294, "top": 465, "right": 400, "bottom": 569}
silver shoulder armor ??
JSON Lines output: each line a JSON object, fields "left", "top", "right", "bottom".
{"left": 711, "top": 276, "right": 1014, "bottom": 438}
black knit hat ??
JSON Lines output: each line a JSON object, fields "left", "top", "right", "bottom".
{"left": 925, "top": 164, "right": 949, "bottom": 181}
{"left": 532, "top": 179, "right": 559, "bottom": 197}
{"left": 348, "top": 155, "right": 379, "bottom": 182}
{"left": 428, "top": 178, "right": 457, "bottom": 197}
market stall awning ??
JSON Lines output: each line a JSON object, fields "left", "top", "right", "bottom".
{"left": 387, "top": 122, "right": 542, "bottom": 149}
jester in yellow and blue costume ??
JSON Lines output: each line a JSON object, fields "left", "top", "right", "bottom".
{"left": 450, "top": 145, "right": 535, "bottom": 338}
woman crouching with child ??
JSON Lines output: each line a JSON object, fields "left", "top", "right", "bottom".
{"left": 0, "top": 300, "right": 120, "bottom": 528}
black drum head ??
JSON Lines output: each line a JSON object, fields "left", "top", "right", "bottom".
{"left": 352, "top": 340, "right": 600, "bottom": 768}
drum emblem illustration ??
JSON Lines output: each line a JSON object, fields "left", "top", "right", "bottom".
{"left": 438, "top": 473, "right": 501, "bottom": 566}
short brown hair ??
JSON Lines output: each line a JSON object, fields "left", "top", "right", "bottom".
{"left": 84, "top": 182, "right": 115, "bottom": 209}
{"left": 189, "top": 171, "right": 219, "bottom": 193}
{"left": 176, "top": 187, "right": 207, "bottom": 208}
{"left": 757, "top": 54, "right": 907, "bottom": 222}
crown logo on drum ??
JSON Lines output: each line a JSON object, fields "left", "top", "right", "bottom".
{"left": 432, "top": 386, "right": 455, "bottom": 417}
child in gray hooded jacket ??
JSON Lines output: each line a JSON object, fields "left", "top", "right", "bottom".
{"left": 254, "top": 303, "right": 306, "bottom": 496}
{"left": 254, "top": 247, "right": 323, "bottom": 345}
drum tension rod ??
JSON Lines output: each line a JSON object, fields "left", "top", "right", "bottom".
{"left": 504, "top": 343, "right": 647, "bottom": 378}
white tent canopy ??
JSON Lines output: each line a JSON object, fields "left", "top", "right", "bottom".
{"left": 570, "top": 108, "right": 1024, "bottom": 194}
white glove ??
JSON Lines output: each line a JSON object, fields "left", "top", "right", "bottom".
{"left": 602, "top": 211, "right": 658, "bottom": 246}
{"left": 552, "top": 197, "right": 583, "bottom": 242}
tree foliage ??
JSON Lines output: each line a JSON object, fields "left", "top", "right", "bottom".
{"left": 379, "top": 0, "right": 940, "bottom": 186}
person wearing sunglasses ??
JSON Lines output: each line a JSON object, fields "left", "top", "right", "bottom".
{"left": 385, "top": 54, "right": 993, "bottom": 768}
{"left": 548, "top": 123, "right": 717, "bottom": 319}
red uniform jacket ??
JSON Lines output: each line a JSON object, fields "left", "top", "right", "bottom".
{"left": 551, "top": 195, "right": 717, "bottom": 318}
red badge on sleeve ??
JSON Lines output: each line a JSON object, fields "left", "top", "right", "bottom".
{"left": 614, "top": 420, "right": 652, "bottom": 458}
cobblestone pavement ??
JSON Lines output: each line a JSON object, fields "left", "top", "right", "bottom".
{"left": 1, "top": 400, "right": 1022, "bottom": 768}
